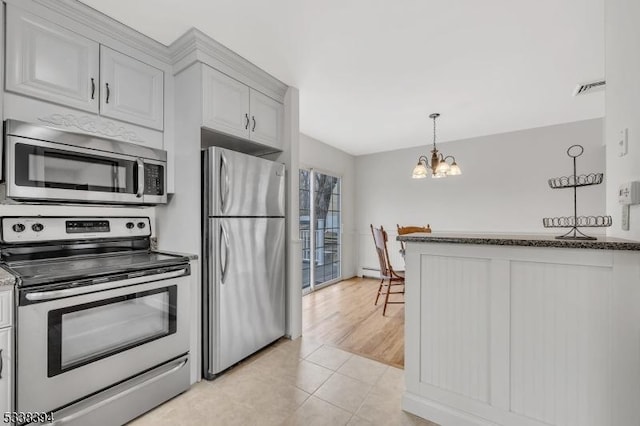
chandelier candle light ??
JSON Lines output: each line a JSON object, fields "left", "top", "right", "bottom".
{"left": 412, "top": 113, "right": 461, "bottom": 179}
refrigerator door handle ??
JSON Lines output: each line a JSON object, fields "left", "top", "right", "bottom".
{"left": 219, "top": 151, "right": 230, "bottom": 213}
{"left": 219, "top": 223, "right": 230, "bottom": 284}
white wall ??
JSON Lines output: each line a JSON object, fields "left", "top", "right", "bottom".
{"left": 155, "top": 64, "right": 203, "bottom": 383}
{"left": 299, "top": 133, "right": 357, "bottom": 279}
{"left": 156, "top": 64, "right": 202, "bottom": 256}
{"left": 279, "top": 87, "right": 302, "bottom": 339}
{"left": 605, "top": 0, "right": 640, "bottom": 239}
{"left": 355, "top": 119, "right": 605, "bottom": 272}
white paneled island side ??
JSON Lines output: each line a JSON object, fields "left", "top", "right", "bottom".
{"left": 398, "top": 232, "right": 640, "bottom": 426}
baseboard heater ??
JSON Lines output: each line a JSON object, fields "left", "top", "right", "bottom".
{"left": 361, "top": 266, "right": 380, "bottom": 278}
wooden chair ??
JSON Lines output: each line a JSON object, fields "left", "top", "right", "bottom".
{"left": 370, "top": 224, "right": 405, "bottom": 316}
{"left": 397, "top": 224, "right": 431, "bottom": 257}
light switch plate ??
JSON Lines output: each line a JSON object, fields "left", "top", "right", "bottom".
{"left": 618, "top": 128, "right": 629, "bottom": 157}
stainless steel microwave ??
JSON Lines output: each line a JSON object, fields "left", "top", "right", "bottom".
{"left": 3, "top": 120, "right": 167, "bottom": 205}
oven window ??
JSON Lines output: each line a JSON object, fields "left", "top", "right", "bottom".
{"left": 47, "top": 286, "right": 177, "bottom": 377}
{"left": 15, "top": 143, "right": 137, "bottom": 193}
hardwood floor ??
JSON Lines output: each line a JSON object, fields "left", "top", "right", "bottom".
{"left": 302, "top": 277, "right": 405, "bottom": 369}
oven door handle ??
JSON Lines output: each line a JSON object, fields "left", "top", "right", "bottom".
{"left": 24, "top": 268, "right": 189, "bottom": 303}
{"left": 136, "top": 158, "right": 145, "bottom": 198}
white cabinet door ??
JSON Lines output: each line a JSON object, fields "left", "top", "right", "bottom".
{"left": 202, "top": 66, "right": 250, "bottom": 140}
{"left": 249, "top": 89, "right": 283, "bottom": 149}
{"left": 6, "top": 7, "right": 99, "bottom": 113}
{"left": 100, "top": 46, "right": 164, "bottom": 130}
{"left": 0, "top": 328, "right": 11, "bottom": 416}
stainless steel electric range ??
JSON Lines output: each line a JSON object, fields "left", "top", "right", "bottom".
{"left": 1, "top": 216, "right": 191, "bottom": 426}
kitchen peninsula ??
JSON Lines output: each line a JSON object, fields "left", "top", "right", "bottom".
{"left": 398, "top": 232, "right": 640, "bottom": 426}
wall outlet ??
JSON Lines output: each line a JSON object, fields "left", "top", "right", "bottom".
{"left": 618, "top": 181, "right": 640, "bottom": 205}
{"left": 618, "top": 128, "right": 629, "bottom": 157}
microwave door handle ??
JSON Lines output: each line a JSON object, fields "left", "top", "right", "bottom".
{"left": 136, "top": 159, "right": 145, "bottom": 198}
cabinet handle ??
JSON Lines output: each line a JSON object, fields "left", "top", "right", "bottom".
{"left": 252, "top": 116, "right": 256, "bottom": 132}
{"left": 245, "top": 113, "right": 250, "bottom": 130}
{"left": 105, "top": 83, "right": 110, "bottom": 104}
{"left": 0, "top": 349, "right": 4, "bottom": 379}
{"left": 90, "top": 78, "right": 95, "bottom": 100}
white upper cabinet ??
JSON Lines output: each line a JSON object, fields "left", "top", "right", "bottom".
{"left": 5, "top": 7, "right": 164, "bottom": 131}
{"left": 100, "top": 47, "right": 164, "bottom": 130}
{"left": 202, "top": 66, "right": 250, "bottom": 140}
{"left": 6, "top": 7, "right": 99, "bottom": 113}
{"left": 249, "top": 88, "right": 283, "bottom": 148}
{"left": 202, "top": 65, "right": 283, "bottom": 150}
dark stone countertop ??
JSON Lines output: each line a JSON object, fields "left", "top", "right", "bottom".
{"left": 0, "top": 266, "right": 16, "bottom": 287}
{"left": 397, "top": 232, "right": 640, "bottom": 251}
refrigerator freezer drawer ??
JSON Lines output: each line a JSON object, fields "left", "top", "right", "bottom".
{"left": 204, "top": 217, "right": 285, "bottom": 377}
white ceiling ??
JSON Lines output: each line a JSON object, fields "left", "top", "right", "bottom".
{"left": 80, "top": 0, "right": 605, "bottom": 156}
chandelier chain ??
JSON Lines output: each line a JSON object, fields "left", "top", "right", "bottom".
{"left": 432, "top": 115, "right": 437, "bottom": 150}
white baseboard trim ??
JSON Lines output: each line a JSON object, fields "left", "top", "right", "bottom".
{"left": 402, "top": 392, "right": 498, "bottom": 426}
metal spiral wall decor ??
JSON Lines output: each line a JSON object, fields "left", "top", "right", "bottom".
{"left": 542, "top": 144, "right": 612, "bottom": 240}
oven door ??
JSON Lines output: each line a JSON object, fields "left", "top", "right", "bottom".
{"left": 17, "top": 266, "right": 190, "bottom": 414}
{"left": 5, "top": 136, "right": 144, "bottom": 204}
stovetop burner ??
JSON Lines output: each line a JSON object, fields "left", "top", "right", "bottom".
{"left": 5, "top": 250, "right": 188, "bottom": 287}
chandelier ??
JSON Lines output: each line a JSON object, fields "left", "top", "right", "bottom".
{"left": 412, "top": 113, "right": 461, "bottom": 179}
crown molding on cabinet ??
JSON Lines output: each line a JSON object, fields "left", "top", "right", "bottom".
{"left": 169, "top": 28, "right": 288, "bottom": 103}
{"left": 7, "top": 0, "right": 289, "bottom": 102}
{"left": 20, "top": 0, "right": 173, "bottom": 64}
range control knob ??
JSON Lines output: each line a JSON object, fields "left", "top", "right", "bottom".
{"left": 126, "top": 222, "right": 135, "bottom": 229}
{"left": 12, "top": 223, "right": 25, "bottom": 233}
{"left": 31, "top": 223, "right": 44, "bottom": 232}
{"left": 137, "top": 222, "right": 146, "bottom": 229}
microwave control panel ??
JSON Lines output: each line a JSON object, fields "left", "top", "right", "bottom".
{"left": 144, "top": 163, "right": 165, "bottom": 196}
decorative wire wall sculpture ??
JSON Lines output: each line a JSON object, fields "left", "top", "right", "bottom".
{"left": 542, "top": 144, "right": 612, "bottom": 240}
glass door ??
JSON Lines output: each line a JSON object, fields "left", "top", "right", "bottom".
{"left": 299, "top": 169, "right": 341, "bottom": 293}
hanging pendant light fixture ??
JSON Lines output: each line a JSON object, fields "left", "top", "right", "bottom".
{"left": 412, "top": 113, "right": 462, "bottom": 179}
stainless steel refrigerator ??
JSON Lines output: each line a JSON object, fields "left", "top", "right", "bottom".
{"left": 202, "top": 146, "right": 286, "bottom": 379}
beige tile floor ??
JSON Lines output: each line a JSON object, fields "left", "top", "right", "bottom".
{"left": 128, "top": 337, "right": 438, "bottom": 426}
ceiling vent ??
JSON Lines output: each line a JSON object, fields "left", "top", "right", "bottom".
{"left": 573, "top": 79, "right": 606, "bottom": 96}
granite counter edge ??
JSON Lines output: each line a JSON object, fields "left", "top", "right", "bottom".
{"left": 396, "top": 235, "right": 640, "bottom": 251}
{"left": 0, "top": 266, "right": 16, "bottom": 287}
